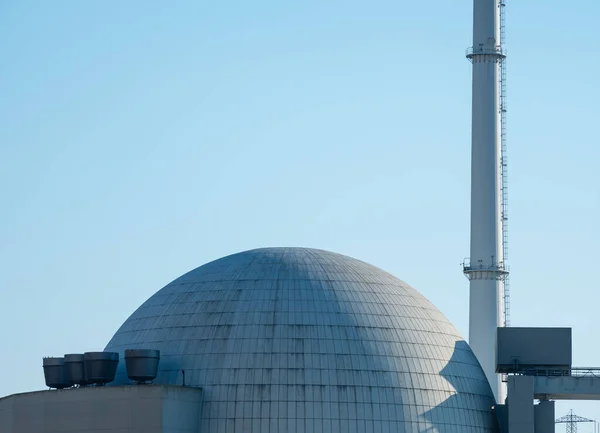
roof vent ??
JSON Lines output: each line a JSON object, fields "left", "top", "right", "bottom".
{"left": 64, "top": 354, "right": 87, "bottom": 386}
{"left": 125, "top": 349, "right": 160, "bottom": 383}
{"left": 83, "top": 352, "right": 119, "bottom": 385}
{"left": 43, "top": 357, "right": 72, "bottom": 389}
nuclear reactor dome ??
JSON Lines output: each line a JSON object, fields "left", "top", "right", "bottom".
{"left": 105, "top": 247, "right": 496, "bottom": 432}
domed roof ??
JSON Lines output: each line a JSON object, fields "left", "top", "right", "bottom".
{"left": 106, "top": 247, "right": 496, "bottom": 432}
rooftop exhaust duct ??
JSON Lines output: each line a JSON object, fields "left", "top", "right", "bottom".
{"left": 125, "top": 349, "right": 160, "bottom": 383}
{"left": 43, "top": 357, "right": 72, "bottom": 389}
{"left": 64, "top": 354, "right": 87, "bottom": 386}
{"left": 83, "top": 352, "right": 119, "bottom": 385}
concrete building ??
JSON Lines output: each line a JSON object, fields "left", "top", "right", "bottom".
{"left": 0, "top": 385, "right": 203, "bottom": 433}
{"left": 3, "top": 0, "right": 588, "bottom": 430}
{"left": 0, "top": 248, "right": 498, "bottom": 432}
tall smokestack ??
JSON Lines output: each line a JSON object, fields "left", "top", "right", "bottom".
{"left": 464, "top": 0, "right": 508, "bottom": 403}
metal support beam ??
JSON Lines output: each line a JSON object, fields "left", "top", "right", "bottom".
{"left": 534, "top": 376, "right": 600, "bottom": 400}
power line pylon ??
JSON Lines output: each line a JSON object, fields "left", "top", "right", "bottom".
{"left": 556, "top": 409, "right": 595, "bottom": 433}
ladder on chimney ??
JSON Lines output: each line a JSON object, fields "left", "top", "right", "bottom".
{"left": 499, "top": 0, "right": 510, "bottom": 327}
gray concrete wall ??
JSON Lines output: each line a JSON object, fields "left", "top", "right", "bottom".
{"left": 495, "top": 404, "right": 509, "bottom": 433}
{"left": 534, "top": 401, "right": 555, "bottom": 433}
{"left": 0, "top": 385, "right": 202, "bottom": 433}
{"left": 508, "top": 375, "right": 535, "bottom": 433}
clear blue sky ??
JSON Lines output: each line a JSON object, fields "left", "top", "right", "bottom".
{"left": 1, "top": 0, "right": 599, "bottom": 425}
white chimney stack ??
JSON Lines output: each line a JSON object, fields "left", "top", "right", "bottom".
{"left": 464, "top": 0, "right": 509, "bottom": 403}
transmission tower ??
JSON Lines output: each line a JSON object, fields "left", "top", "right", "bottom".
{"left": 556, "top": 409, "right": 595, "bottom": 433}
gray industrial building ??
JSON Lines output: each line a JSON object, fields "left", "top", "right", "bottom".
{"left": 2, "top": 247, "right": 599, "bottom": 433}
{"left": 2, "top": 247, "right": 497, "bottom": 432}
{"left": 1, "top": 0, "right": 597, "bottom": 431}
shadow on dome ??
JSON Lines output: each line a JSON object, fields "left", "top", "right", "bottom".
{"left": 103, "top": 248, "right": 499, "bottom": 432}
{"left": 422, "top": 340, "right": 498, "bottom": 433}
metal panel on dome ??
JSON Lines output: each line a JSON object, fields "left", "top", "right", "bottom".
{"left": 105, "top": 247, "right": 497, "bottom": 432}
